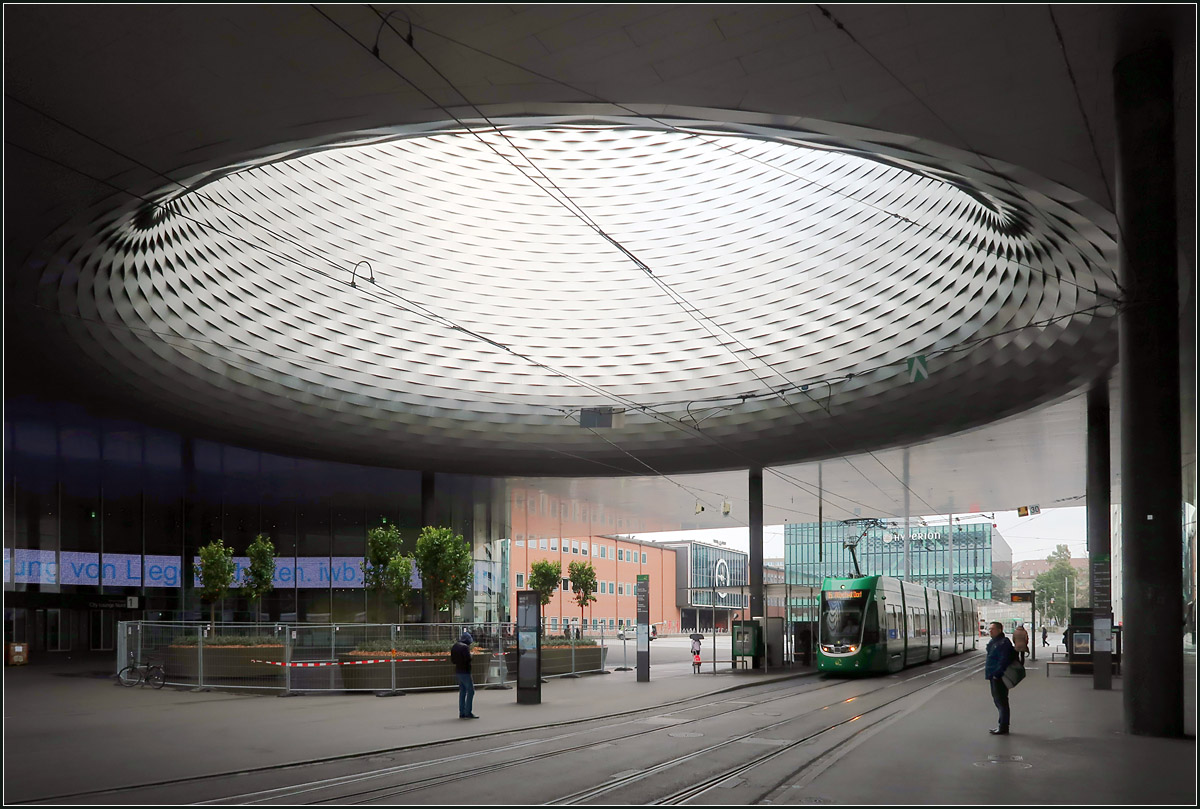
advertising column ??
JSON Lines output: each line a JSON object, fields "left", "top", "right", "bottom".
{"left": 636, "top": 574, "right": 649, "bottom": 682}
{"left": 516, "top": 590, "right": 541, "bottom": 705}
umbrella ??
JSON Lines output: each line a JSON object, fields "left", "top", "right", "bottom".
{"left": 690, "top": 633, "right": 705, "bottom": 641}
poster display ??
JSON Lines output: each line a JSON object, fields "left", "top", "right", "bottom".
{"left": 516, "top": 590, "right": 541, "bottom": 704}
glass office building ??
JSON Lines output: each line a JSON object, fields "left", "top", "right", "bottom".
{"left": 3, "top": 396, "right": 510, "bottom": 657}
{"left": 784, "top": 521, "right": 1012, "bottom": 600}
{"left": 662, "top": 540, "right": 749, "bottom": 631}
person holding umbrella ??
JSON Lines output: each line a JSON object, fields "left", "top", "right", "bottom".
{"left": 690, "top": 633, "right": 704, "bottom": 672}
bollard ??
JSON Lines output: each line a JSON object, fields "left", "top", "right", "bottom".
{"left": 195, "top": 625, "right": 207, "bottom": 692}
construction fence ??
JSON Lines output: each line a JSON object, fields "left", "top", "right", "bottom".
{"left": 116, "top": 621, "right": 614, "bottom": 693}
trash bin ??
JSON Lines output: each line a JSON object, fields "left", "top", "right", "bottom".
{"left": 7, "top": 643, "right": 29, "bottom": 666}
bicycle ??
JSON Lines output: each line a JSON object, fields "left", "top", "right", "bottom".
{"left": 117, "top": 655, "right": 166, "bottom": 689}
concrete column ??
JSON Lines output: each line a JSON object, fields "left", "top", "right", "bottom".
{"left": 749, "top": 466, "right": 764, "bottom": 620}
{"left": 1088, "top": 377, "right": 1113, "bottom": 690}
{"left": 1115, "top": 40, "right": 1184, "bottom": 737}
{"left": 817, "top": 464, "right": 823, "bottom": 565}
{"left": 420, "top": 471, "right": 436, "bottom": 623}
{"left": 903, "top": 448, "right": 911, "bottom": 581}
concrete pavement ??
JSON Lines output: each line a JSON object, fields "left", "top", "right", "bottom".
{"left": 2, "top": 639, "right": 1194, "bottom": 804}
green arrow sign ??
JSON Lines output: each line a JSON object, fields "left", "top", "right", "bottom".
{"left": 907, "top": 355, "right": 928, "bottom": 382}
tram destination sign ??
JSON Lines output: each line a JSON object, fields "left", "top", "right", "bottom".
{"left": 1010, "top": 591, "right": 1035, "bottom": 603}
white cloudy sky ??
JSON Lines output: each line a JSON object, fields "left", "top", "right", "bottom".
{"left": 632, "top": 506, "right": 1089, "bottom": 564}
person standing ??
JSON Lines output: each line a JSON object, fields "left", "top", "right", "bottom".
{"left": 451, "top": 631, "right": 478, "bottom": 719}
{"left": 984, "top": 622, "right": 1015, "bottom": 735}
{"left": 1012, "top": 623, "right": 1030, "bottom": 664}
{"left": 690, "top": 637, "right": 702, "bottom": 656}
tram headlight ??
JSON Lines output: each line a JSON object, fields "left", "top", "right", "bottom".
{"left": 848, "top": 646, "right": 857, "bottom": 652}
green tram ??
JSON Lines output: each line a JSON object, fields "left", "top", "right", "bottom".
{"left": 817, "top": 575, "right": 979, "bottom": 675}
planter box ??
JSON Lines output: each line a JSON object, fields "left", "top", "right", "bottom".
{"left": 338, "top": 651, "right": 490, "bottom": 691}
{"left": 541, "top": 646, "right": 607, "bottom": 676}
{"left": 163, "top": 645, "right": 285, "bottom": 687}
{"left": 499, "top": 645, "right": 608, "bottom": 678}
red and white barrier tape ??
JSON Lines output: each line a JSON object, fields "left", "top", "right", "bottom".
{"left": 251, "top": 657, "right": 440, "bottom": 667}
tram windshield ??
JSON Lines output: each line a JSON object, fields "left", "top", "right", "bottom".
{"left": 821, "top": 590, "right": 867, "bottom": 645}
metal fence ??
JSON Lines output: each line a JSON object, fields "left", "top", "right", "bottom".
{"left": 117, "top": 621, "right": 612, "bottom": 693}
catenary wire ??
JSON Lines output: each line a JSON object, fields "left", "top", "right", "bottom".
{"left": 7, "top": 11, "right": 1120, "bottom": 527}
{"left": 390, "top": 10, "right": 1123, "bottom": 303}
{"left": 813, "top": 4, "right": 1125, "bottom": 299}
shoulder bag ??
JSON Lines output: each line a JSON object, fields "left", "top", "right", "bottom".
{"left": 1001, "top": 658, "right": 1026, "bottom": 689}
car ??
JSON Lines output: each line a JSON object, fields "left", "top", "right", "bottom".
{"left": 617, "top": 626, "right": 658, "bottom": 641}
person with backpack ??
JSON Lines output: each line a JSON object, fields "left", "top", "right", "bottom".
{"left": 451, "top": 631, "right": 478, "bottom": 719}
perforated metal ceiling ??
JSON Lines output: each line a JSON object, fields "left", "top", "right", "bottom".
{"left": 22, "top": 113, "right": 1119, "bottom": 475}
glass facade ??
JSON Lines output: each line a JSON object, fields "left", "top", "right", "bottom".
{"left": 663, "top": 541, "right": 749, "bottom": 609}
{"left": 784, "top": 521, "right": 1011, "bottom": 600}
{"left": 3, "top": 397, "right": 509, "bottom": 654}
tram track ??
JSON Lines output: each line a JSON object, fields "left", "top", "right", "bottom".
{"left": 18, "top": 655, "right": 983, "bottom": 806}
{"left": 215, "top": 677, "right": 852, "bottom": 805}
{"left": 265, "top": 657, "right": 982, "bottom": 805}
{"left": 550, "top": 658, "right": 982, "bottom": 805}
{"left": 16, "top": 673, "right": 837, "bottom": 806}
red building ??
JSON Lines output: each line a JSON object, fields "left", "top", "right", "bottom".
{"left": 507, "top": 486, "right": 681, "bottom": 632}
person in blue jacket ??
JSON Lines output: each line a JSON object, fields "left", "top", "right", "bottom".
{"left": 451, "top": 631, "right": 478, "bottom": 719}
{"left": 985, "top": 621, "right": 1015, "bottom": 735}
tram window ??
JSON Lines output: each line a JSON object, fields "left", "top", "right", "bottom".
{"left": 821, "top": 591, "right": 866, "bottom": 645}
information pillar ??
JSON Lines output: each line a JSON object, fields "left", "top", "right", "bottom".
{"left": 516, "top": 590, "right": 541, "bottom": 705}
{"left": 636, "top": 575, "right": 650, "bottom": 682}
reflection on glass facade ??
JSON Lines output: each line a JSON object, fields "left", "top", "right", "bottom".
{"left": 784, "top": 521, "right": 1011, "bottom": 600}
{"left": 664, "top": 541, "right": 749, "bottom": 609}
{"left": 4, "top": 397, "right": 509, "bottom": 652}
{"left": 664, "top": 540, "right": 748, "bottom": 633}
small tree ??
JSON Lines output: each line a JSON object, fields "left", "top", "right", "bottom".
{"left": 528, "top": 560, "right": 562, "bottom": 626}
{"left": 382, "top": 553, "right": 414, "bottom": 620}
{"left": 362, "top": 522, "right": 414, "bottom": 622}
{"left": 413, "top": 525, "right": 473, "bottom": 621}
{"left": 194, "top": 539, "right": 236, "bottom": 626}
{"left": 568, "top": 560, "right": 598, "bottom": 637}
{"left": 1033, "top": 546, "right": 1083, "bottom": 626}
{"left": 242, "top": 534, "right": 277, "bottom": 623}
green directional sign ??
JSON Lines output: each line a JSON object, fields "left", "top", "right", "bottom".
{"left": 907, "top": 355, "right": 928, "bottom": 383}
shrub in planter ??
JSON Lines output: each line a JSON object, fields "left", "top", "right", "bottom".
{"left": 541, "top": 641, "right": 607, "bottom": 675}
{"left": 500, "top": 639, "right": 607, "bottom": 677}
{"left": 338, "top": 642, "right": 490, "bottom": 691}
{"left": 164, "top": 634, "right": 285, "bottom": 685}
